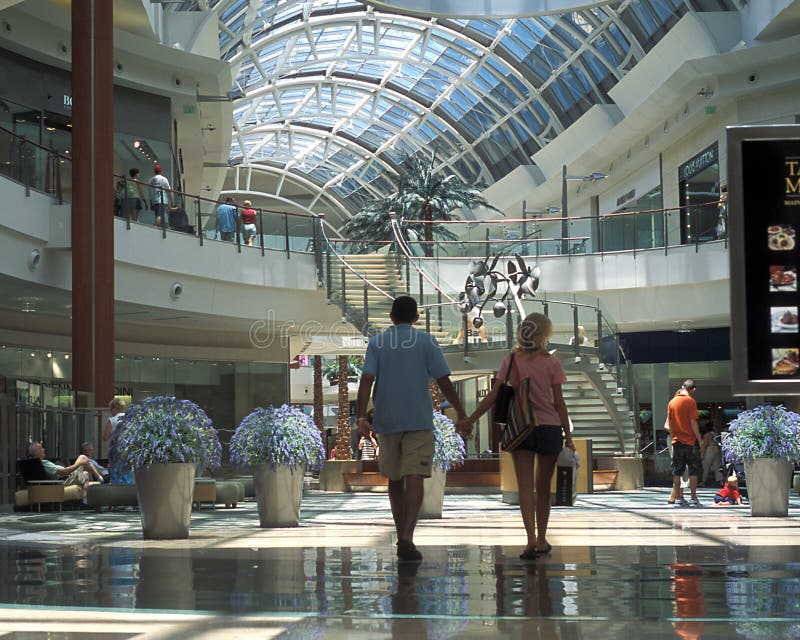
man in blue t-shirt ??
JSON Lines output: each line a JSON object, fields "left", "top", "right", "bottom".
{"left": 215, "top": 197, "right": 238, "bottom": 241}
{"left": 356, "top": 296, "right": 468, "bottom": 562}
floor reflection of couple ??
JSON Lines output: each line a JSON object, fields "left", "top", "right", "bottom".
{"left": 389, "top": 561, "right": 426, "bottom": 639}
{"left": 388, "top": 548, "right": 557, "bottom": 640}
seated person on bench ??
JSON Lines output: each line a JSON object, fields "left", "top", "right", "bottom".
{"left": 28, "top": 441, "right": 102, "bottom": 497}
{"left": 80, "top": 441, "right": 109, "bottom": 483}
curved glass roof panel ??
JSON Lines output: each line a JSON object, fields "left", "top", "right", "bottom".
{"left": 173, "top": 0, "right": 745, "bottom": 228}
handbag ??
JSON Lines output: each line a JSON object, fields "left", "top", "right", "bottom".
{"left": 493, "top": 353, "right": 515, "bottom": 424}
{"left": 501, "top": 360, "right": 538, "bottom": 452}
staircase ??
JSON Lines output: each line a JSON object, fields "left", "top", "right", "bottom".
{"left": 442, "top": 345, "right": 638, "bottom": 459}
{"left": 331, "top": 254, "right": 448, "bottom": 340}
{"left": 324, "top": 253, "right": 638, "bottom": 458}
{"left": 559, "top": 352, "right": 637, "bottom": 458}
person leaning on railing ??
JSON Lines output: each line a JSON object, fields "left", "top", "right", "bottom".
{"left": 215, "top": 196, "right": 238, "bottom": 241}
{"left": 149, "top": 164, "right": 172, "bottom": 228}
{"left": 240, "top": 200, "right": 257, "bottom": 246}
{"left": 124, "top": 168, "right": 144, "bottom": 222}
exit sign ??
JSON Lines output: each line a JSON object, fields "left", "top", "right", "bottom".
{"left": 183, "top": 105, "right": 196, "bottom": 114}
{"left": 705, "top": 105, "right": 717, "bottom": 115}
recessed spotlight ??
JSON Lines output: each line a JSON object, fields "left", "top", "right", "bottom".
{"left": 46, "top": 352, "right": 52, "bottom": 358}
{"left": 64, "top": 354, "right": 70, "bottom": 360}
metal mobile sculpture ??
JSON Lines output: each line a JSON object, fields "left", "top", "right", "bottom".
{"left": 458, "top": 253, "right": 541, "bottom": 329}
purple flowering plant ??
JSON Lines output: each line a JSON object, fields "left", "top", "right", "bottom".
{"left": 230, "top": 404, "right": 325, "bottom": 471}
{"left": 432, "top": 411, "right": 466, "bottom": 471}
{"left": 108, "top": 396, "right": 222, "bottom": 471}
{"left": 721, "top": 404, "right": 800, "bottom": 463}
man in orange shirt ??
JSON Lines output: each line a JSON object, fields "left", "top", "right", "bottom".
{"left": 667, "top": 379, "right": 705, "bottom": 507}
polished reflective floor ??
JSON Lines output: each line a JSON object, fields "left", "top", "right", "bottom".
{"left": 1, "top": 489, "right": 800, "bottom": 639}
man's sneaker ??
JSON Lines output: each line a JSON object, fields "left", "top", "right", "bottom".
{"left": 674, "top": 498, "right": 690, "bottom": 508}
{"left": 397, "top": 540, "right": 423, "bottom": 562}
{"left": 688, "top": 499, "right": 703, "bottom": 508}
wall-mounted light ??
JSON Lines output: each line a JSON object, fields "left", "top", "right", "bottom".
{"left": 197, "top": 88, "right": 245, "bottom": 102}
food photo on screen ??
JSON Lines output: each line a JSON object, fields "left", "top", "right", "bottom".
{"left": 772, "top": 348, "right": 800, "bottom": 375}
{"left": 768, "top": 224, "right": 795, "bottom": 251}
{"left": 770, "top": 266, "right": 797, "bottom": 291}
{"left": 770, "top": 306, "right": 799, "bottom": 333}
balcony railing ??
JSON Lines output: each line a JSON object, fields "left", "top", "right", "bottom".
{"left": 0, "top": 121, "right": 727, "bottom": 265}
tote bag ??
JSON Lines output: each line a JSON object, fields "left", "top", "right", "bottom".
{"left": 501, "top": 367, "right": 538, "bottom": 452}
{"left": 493, "top": 353, "right": 515, "bottom": 424}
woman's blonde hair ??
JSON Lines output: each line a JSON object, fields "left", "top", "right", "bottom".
{"left": 515, "top": 312, "right": 552, "bottom": 352}
{"left": 243, "top": 200, "right": 252, "bottom": 207}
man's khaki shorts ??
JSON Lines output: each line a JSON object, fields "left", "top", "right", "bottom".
{"left": 377, "top": 430, "right": 435, "bottom": 481}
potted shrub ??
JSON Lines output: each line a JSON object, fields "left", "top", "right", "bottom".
{"left": 109, "top": 396, "right": 221, "bottom": 539}
{"left": 721, "top": 404, "right": 800, "bottom": 516}
{"left": 230, "top": 404, "right": 325, "bottom": 527}
{"left": 420, "top": 411, "right": 466, "bottom": 519}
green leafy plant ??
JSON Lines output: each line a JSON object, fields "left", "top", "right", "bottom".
{"left": 342, "top": 151, "right": 499, "bottom": 255}
{"left": 721, "top": 405, "right": 800, "bottom": 463}
{"left": 432, "top": 411, "right": 466, "bottom": 471}
{"left": 109, "top": 396, "right": 222, "bottom": 471}
{"left": 322, "top": 356, "right": 363, "bottom": 384}
{"left": 230, "top": 404, "right": 325, "bottom": 471}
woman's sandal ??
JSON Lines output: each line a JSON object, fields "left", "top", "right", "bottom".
{"left": 520, "top": 543, "right": 552, "bottom": 560}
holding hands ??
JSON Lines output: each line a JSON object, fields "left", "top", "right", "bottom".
{"left": 456, "top": 416, "right": 473, "bottom": 439}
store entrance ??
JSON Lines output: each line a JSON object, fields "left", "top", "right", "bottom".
{"left": 678, "top": 143, "right": 721, "bottom": 245}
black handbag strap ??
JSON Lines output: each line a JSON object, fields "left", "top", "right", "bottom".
{"left": 503, "top": 352, "right": 516, "bottom": 384}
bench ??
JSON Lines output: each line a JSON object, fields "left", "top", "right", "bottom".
{"left": 592, "top": 469, "right": 619, "bottom": 491}
{"left": 343, "top": 471, "right": 501, "bottom": 492}
{"left": 87, "top": 479, "right": 244, "bottom": 511}
{"left": 193, "top": 479, "right": 245, "bottom": 509}
{"left": 15, "top": 459, "right": 87, "bottom": 510}
{"left": 87, "top": 483, "right": 138, "bottom": 511}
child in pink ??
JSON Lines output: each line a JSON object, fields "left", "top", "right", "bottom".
{"left": 713, "top": 475, "right": 742, "bottom": 506}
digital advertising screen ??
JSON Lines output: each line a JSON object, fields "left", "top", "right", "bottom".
{"left": 729, "top": 125, "right": 800, "bottom": 394}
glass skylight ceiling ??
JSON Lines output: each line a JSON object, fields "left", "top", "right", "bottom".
{"left": 173, "top": 0, "right": 744, "bottom": 225}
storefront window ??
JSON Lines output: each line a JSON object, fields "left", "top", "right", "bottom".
{"left": 679, "top": 142, "right": 721, "bottom": 244}
{"left": 602, "top": 186, "right": 664, "bottom": 251}
{"left": 1, "top": 346, "right": 287, "bottom": 431}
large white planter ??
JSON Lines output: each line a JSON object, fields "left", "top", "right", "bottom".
{"left": 254, "top": 464, "right": 304, "bottom": 527}
{"left": 419, "top": 468, "right": 447, "bottom": 519}
{"left": 135, "top": 463, "right": 195, "bottom": 539}
{"left": 744, "top": 458, "right": 793, "bottom": 517}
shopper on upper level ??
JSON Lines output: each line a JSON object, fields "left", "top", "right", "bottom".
{"left": 215, "top": 196, "right": 238, "bottom": 241}
{"left": 149, "top": 164, "right": 172, "bottom": 228}
{"left": 240, "top": 200, "right": 257, "bottom": 246}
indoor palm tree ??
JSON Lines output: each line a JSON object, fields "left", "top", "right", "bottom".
{"left": 342, "top": 150, "right": 499, "bottom": 256}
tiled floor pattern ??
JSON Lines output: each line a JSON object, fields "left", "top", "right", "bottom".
{"left": 0, "top": 488, "right": 799, "bottom": 638}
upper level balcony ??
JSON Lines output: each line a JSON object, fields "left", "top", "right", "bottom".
{"left": 0, "top": 122, "right": 730, "bottom": 357}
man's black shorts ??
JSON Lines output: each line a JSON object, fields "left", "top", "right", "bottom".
{"left": 671, "top": 442, "right": 702, "bottom": 477}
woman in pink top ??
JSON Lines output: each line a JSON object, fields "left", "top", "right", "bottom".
{"left": 459, "top": 312, "right": 574, "bottom": 560}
